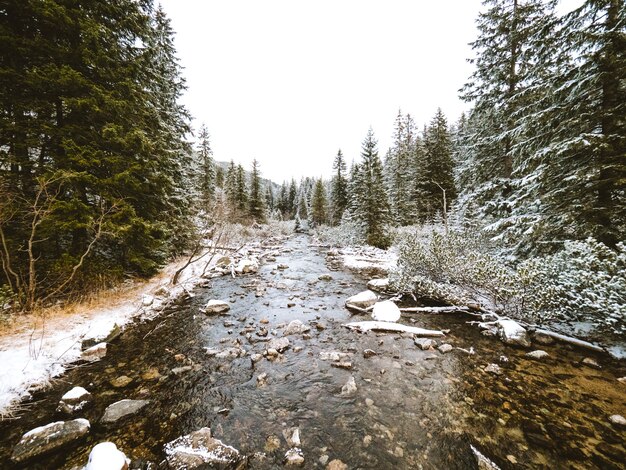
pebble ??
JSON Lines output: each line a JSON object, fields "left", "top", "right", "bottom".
{"left": 365, "top": 398, "right": 374, "bottom": 407}
{"left": 327, "top": 459, "right": 348, "bottom": 470}
{"left": 609, "top": 414, "right": 626, "bottom": 427}
{"left": 110, "top": 376, "right": 133, "bottom": 388}
{"left": 484, "top": 364, "right": 502, "bottom": 375}
{"left": 438, "top": 344, "right": 453, "bottom": 354}
{"left": 526, "top": 350, "right": 549, "bottom": 360}
{"left": 582, "top": 357, "right": 601, "bottom": 369}
{"left": 363, "top": 435, "right": 372, "bottom": 447}
{"left": 284, "top": 448, "right": 304, "bottom": 466}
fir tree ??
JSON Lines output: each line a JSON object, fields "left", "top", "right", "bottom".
{"left": 235, "top": 164, "right": 248, "bottom": 213}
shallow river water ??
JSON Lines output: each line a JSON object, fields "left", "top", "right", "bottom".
{"left": 0, "top": 235, "right": 624, "bottom": 469}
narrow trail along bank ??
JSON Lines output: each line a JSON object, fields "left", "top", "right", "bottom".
{"left": 0, "top": 235, "right": 624, "bottom": 469}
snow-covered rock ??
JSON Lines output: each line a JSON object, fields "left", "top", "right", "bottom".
{"left": 526, "top": 350, "right": 549, "bottom": 360}
{"left": 11, "top": 419, "right": 90, "bottom": 463}
{"left": 345, "top": 290, "right": 378, "bottom": 309}
{"left": 235, "top": 258, "right": 259, "bottom": 274}
{"left": 367, "top": 278, "right": 389, "bottom": 292}
{"left": 164, "top": 427, "right": 242, "bottom": 469}
{"left": 202, "top": 299, "right": 231, "bottom": 315}
{"left": 215, "top": 256, "right": 231, "bottom": 267}
{"left": 371, "top": 300, "right": 401, "bottom": 322}
{"left": 86, "top": 442, "right": 128, "bottom": 470}
{"left": 101, "top": 399, "right": 149, "bottom": 425}
{"left": 484, "top": 363, "right": 502, "bottom": 375}
{"left": 496, "top": 320, "right": 530, "bottom": 348}
{"left": 141, "top": 294, "right": 154, "bottom": 307}
{"left": 609, "top": 414, "right": 626, "bottom": 427}
{"left": 81, "top": 342, "right": 107, "bottom": 362}
{"left": 283, "top": 320, "right": 311, "bottom": 336}
{"left": 57, "top": 386, "right": 92, "bottom": 414}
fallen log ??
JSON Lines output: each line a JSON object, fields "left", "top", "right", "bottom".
{"left": 533, "top": 329, "right": 605, "bottom": 353}
{"left": 399, "top": 306, "right": 470, "bottom": 314}
{"left": 343, "top": 321, "right": 445, "bottom": 337}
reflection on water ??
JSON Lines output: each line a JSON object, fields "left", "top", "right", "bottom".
{"left": 0, "top": 235, "right": 624, "bottom": 469}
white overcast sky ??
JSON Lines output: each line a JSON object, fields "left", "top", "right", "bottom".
{"left": 159, "top": 0, "right": 580, "bottom": 183}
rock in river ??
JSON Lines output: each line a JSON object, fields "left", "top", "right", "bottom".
{"left": 203, "top": 299, "right": 231, "bottom": 314}
{"left": 283, "top": 320, "right": 311, "bottom": 336}
{"left": 371, "top": 300, "right": 401, "bottom": 322}
{"left": 496, "top": 319, "right": 531, "bottom": 348}
{"left": 267, "top": 337, "right": 290, "bottom": 353}
{"left": 81, "top": 342, "right": 107, "bottom": 362}
{"left": 284, "top": 448, "right": 305, "bottom": 466}
{"left": 101, "top": 399, "right": 150, "bottom": 425}
{"left": 57, "top": 386, "right": 92, "bottom": 414}
{"left": 164, "top": 427, "right": 242, "bottom": 469}
{"left": 367, "top": 278, "right": 389, "bottom": 292}
{"left": 341, "top": 376, "right": 357, "bottom": 396}
{"left": 345, "top": 290, "right": 378, "bottom": 309}
{"left": 85, "top": 442, "right": 128, "bottom": 470}
{"left": 526, "top": 350, "right": 549, "bottom": 360}
{"left": 11, "top": 419, "right": 90, "bottom": 463}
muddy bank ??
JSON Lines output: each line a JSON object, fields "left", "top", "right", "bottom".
{"left": 0, "top": 235, "right": 624, "bottom": 469}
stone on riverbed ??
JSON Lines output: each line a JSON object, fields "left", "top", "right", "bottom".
{"left": 11, "top": 419, "right": 90, "bottom": 463}
{"left": 57, "top": 386, "right": 92, "bottom": 414}
{"left": 164, "top": 427, "right": 242, "bottom": 469}
{"left": 327, "top": 459, "right": 348, "bottom": 470}
{"left": 438, "top": 344, "right": 453, "bottom": 354}
{"left": 609, "top": 414, "right": 626, "bottom": 427}
{"left": 101, "top": 399, "right": 149, "bottom": 425}
{"left": 283, "top": 320, "right": 311, "bottom": 336}
{"left": 341, "top": 376, "right": 357, "bottom": 396}
{"left": 496, "top": 319, "right": 531, "bottom": 348}
{"left": 85, "top": 442, "right": 128, "bottom": 470}
{"left": 345, "top": 290, "right": 378, "bottom": 309}
{"left": 267, "top": 337, "right": 290, "bottom": 353}
{"left": 284, "top": 448, "right": 305, "bottom": 466}
{"left": 526, "top": 350, "right": 549, "bottom": 360}
{"left": 415, "top": 338, "right": 436, "bottom": 350}
{"left": 202, "top": 299, "right": 231, "bottom": 314}
{"left": 319, "top": 351, "right": 350, "bottom": 362}
{"left": 371, "top": 300, "right": 400, "bottom": 322}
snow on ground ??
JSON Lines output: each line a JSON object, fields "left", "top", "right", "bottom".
{"left": 339, "top": 245, "right": 398, "bottom": 274}
{"left": 0, "top": 246, "right": 230, "bottom": 419}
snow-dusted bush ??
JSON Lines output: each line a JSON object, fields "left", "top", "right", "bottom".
{"left": 393, "top": 229, "right": 625, "bottom": 335}
{"left": 314, "top": 219, "right": 365, "bottom": 247}
{"left": 518, "top": 239, "right": 626, "bottom": 334}
{"left": 392, "top": 229, "right": 518, "bottom": 312}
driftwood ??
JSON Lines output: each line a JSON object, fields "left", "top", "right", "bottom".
{"left": 533, "top": 329, "right": 604, "bottom": 353}
{"left": 399, "top": 306, "right": 470, "bottom": 314}
{"left": 343, "top": 321, "right": 445, "bottom": 337}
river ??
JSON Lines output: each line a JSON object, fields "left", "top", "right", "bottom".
{"left": 0, "top": 235, "right": 624, "bottom": 469}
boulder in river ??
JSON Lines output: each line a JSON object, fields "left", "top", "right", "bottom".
{"left": 283, "top": 320, "right": 311, "bottom": 336}
{"left": 81, "top": 342, "right": 107, "bottom": 362}
{"left": 57, "top": 386, "right": 92, "bottom": 414}
{"left": 202, "top": 299, "right": 231, "bottom": 315}
{"left": 496, "top": 319, "right": 531, "bottom": 348}
{"left": 164, "top": 427, "right": 242, "bottom": 469}
{"left": 345, "top": 290, "right": 378, "bottom": 309}
{"left": 367, "top": 278, "right": 389, "bottom": 292}
{"left": 236, "top": 258, "right": 259, "bottom": 274}
{"left": 414, "top": 338, "right": 436, "bottom": 350}
{"left": 11, "top": 419, "right": 90, "bottom": 463}
{"left": 101, "top": 399, "right": 149, "bottom": 425}
{"left": 371, "top": 300, "right": 400, "bottom": 322}
{"left": 85, "top": 442, "right": 128, "bottom": 470}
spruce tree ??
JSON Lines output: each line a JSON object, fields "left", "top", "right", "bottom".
{"left": 235, "top": 164, "right": 248, "bottom": 214}
{"left": 196, "top": 123, "right": 215, "bottom": 209}
{"left": 248, "top": 159, "right": 266, "bottom": 223}
{"left": 330, "top": 150, "right": 349, "bottom": 225}
{"left": 352, "top": 129, "right": 391, "bottom": 248}
{"left": 311, "top": 178, "right": 327, "bottom": 226}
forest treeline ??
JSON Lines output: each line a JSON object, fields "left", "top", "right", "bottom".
{"left": 0, "top": 0, "right": 624, "bottom": 315}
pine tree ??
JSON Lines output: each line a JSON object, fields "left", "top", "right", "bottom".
{"left": 352, "top": 129, "right": 391, "bottom": 248}
{"left": 310, "top": 178, "right": 327, "bottom": 226}
{"left": 225, "top": 160, "right": 238, "bottom": 210}
{"left": 248, "top": 159, "right": 266, "bottom": 223}
{"left": 265, "top": 185, "right": 275, "bottom": 214}
{"left": 330, "top": 150, "right": 349, "bottom": 225}
{"left": 288, "top": 179, "right": 298, "bottom": 219}
{"left": 196, "top": 123, "right": 215, "bottom": 209}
